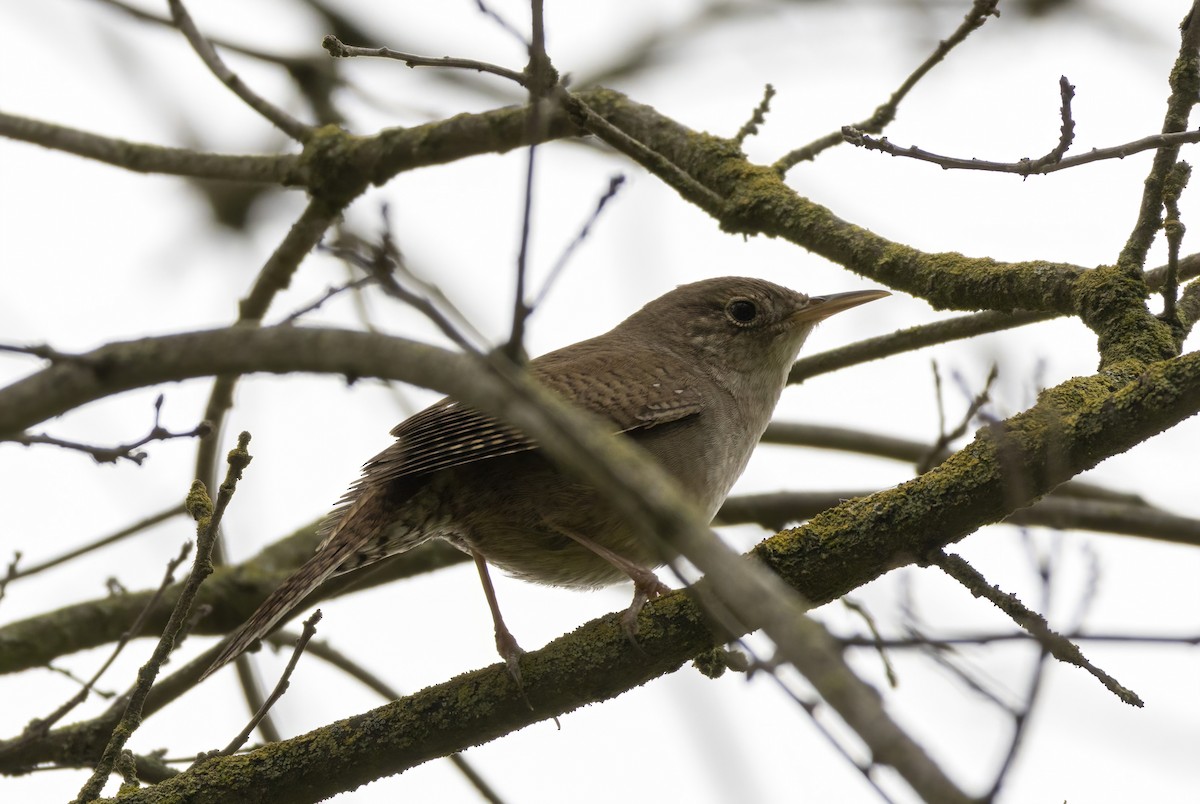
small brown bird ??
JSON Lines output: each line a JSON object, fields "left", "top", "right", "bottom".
{"left": 201, "top": 277, "right": 887, "bottom": 681}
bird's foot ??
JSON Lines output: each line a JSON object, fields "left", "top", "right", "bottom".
{"left": 619, "top": 569, "right": 671, "bottom": 647}
{"left": 494, "top": 626, "right": 527, "bottom": 687}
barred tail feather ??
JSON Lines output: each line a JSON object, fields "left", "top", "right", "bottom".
{"left": 199, "top": 490, "right": 386, "bottom": 681}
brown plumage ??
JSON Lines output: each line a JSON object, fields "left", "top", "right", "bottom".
{"left": 200, "top": 277, "right": 887, "bottom": 681}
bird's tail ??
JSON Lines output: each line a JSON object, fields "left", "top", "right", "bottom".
{"left": 199, "top": 490, "right": 386, "bottom": 681}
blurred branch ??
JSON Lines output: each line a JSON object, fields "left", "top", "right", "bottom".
{"left": 166, "top": 0, "right": 312, "bottom": 141}
{"left": 0, "top": 111, "right": 294, "bottom": 181}
{"left": 719, "top": 490, "right": 1200, "bottom": 548}
{"left": 760, "top": 421, "right": 1151, "bottom": 506}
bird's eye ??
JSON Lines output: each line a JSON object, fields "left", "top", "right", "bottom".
{"left": 726, "top": 299, "right": 758, "bottom": 324}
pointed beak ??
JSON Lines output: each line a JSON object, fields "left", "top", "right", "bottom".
{"left": 793, "top": 289, "right": 890, "bottom": 323}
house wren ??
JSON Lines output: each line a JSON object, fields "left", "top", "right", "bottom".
{"left": 201, "top": 277, "right": 887, "bottom": 681}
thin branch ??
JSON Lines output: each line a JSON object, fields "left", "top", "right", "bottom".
{"left": 929, "top": 550, "right": 1142, "bottom": 707}
{"left": 320, "top": 221, "right": 486, "bottom": 353}
{"left": 843, "top": 125, "right": 1200, "bottom": 176}
{"left": 560, "top": 90, "right": 725, "bottom": 212}
{"left": 919, "top": 364, "right": 997, "bottom": 473}
{"left": 3, "top": 504, "right": 183, "bottom": 583}
{"left": 774, "top": 0, "right": 1001, "bottom": 173}
{"left": 193, "top": 199, "right": 339, "bottom": 744}
{"left": 987, "top": 625, "right": 1052, "bottom": 801}
{"left": 322, "top": 35, "right": 527, "bottom": 87}
{"left": 842, "top": 598, "right": 897, "bottom": 688}
{"left": 210, "top": 611, "right": 322, "bottom": 758}
{"left": 0, "top": 552, "right": 19, "bottom": 608}
{"left": 532, "top": 174, "right": 626, "bottom": 309}
{"left": 734, "top": 83, "right": 775, "bottom": 146}
{"left": 166, "top": 0, "right": 312, "bottom": 141}
{"left": 719, "top": 489, "right": 1200, "bottom": 549}
{"left": 5, "top": 395, "right": 211, "bottom": 465}
{"left": 474, "top": 0, "right": 530, "bottom": 47}
{"left": 1118, "top": 1, "right": 1200, "bottom": 274}
{"left": 506, "top": 0, "right": 555, "bottom": 359}
{"left": 787, "top": 251, "right": 1200, "bottom": 383}
{"left": 277, "top": 276, "right": 375, "bottom": 325}
{"left": 789, "top": 310, "right": 1052, "bottom": 383}
{"left": 751, "top": 655, "right": 899, "bottom": 804}
{"left": 95, "top": 0, "right": 319, "bottom": 69}
{"left": 72, "top": 433, "right": 254, "bottom": 803}
{"left": 838, "top": 630, "right": 1200, "bottom": 649}
{"left": 11, "top": 542, "right": 193, "bottom": 747}
{"left": 1039, "top": 76, "right": 1078, "bottom": 169}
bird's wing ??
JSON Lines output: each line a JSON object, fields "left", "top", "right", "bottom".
{"left": 321, "top": 343, "right": 704, "bottom": 530}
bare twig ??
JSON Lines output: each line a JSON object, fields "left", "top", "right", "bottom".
{"left": 752, "top": 658, "right": 899, "bottom": 804}
{"left": 842, "top": 598, "right": 897, "bottom": 687}
{"left": 193, "top": 200, "right": 339, "bottom": 745}
{"left": 929, "top": 550, "right": 1143, "bottom": 707}
{"left": 532, "top": 174, "right": 626, "bottom": 309}
{"left": 277, "top": 276, "right": 375, "bottom": 325}
{"left": 718, "top": 488, "right": 1200, "bottom": 549}
{"left": 166, "top": 0, "right": 311, "bottom": 141}
{"left": 322, "top": 35, "right": 527, "bottom": 87}
{"left": 560, "top": 90, "right": 725, "bottom": 212}
{"left": 210, "top": 610, "right": 323, "bottom": 758}
{"left": 841, "top": 630, "right": 1200, "bottom": 649}
{"left": 5, "top": 395, "right": 211, "bottom": 465}
{"left": 789, "top": 310, "right": 1051, "bottom": 383}
{"left": 3, "top": 505, "right": 183, "bottom": 584}
{"left": 842, "top": 125, "right": 1200, "bottom": 176}
{"left": 320, "top": 217, "right": 486, "bottom": 353}
{"left": 12, "top": 542, "right": 194, "bottom": 747}
{"left": 774, "top": 0, "right": 1001, "bottom": 172}
{"left": 474, "top": 0, "right": 530, "bottom": 46}
{"left": 734, "top": 84, "right": 775, "bottom": 146}
{"left": 787, "top": 252, "right": 1200, "bottom": 383}
{"left": 71, "top": 433, "right": 253, "bottom": 803}
{"left": 919, "top": 365, "right": 998, "bottom": 473}
{"left": 0, "top": 341, "right": 76, "bottom": 361}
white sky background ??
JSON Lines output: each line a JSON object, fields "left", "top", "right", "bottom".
{"left": 1, "top": 0, "right": 1198, "bottom": 802}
